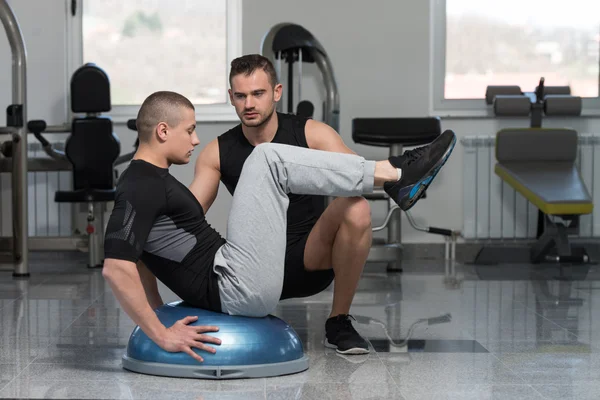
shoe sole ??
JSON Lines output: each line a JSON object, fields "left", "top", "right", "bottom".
{"left": 400, "top": 132, "right": 457, "bottom": 211}
{"left": 324, "top": 339, "right": 370, "bottom": 355}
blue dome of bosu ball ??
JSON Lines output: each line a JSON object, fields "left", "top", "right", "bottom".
{"left": 122, "top": 301, "right": 309, "bottom": 379}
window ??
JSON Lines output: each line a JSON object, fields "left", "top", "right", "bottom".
{"left": 432, "top": 0, "right": 600, "bottom": 115}
{"left": 67, "top": 0, "right": 242, "bottom": 122}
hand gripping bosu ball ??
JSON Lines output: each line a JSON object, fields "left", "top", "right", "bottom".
{"left": 122, "top": 301, "right": 309, "bottom": 379}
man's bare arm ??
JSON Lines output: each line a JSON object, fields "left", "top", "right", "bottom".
{"left": 103, "top": 258, "right": 221, "bottom": 362}
{"left": 304, "top": 119, "right": 356, "bottom": 155}
{"left": 136, "top": 260, "right": 163, "bottom": 310}
{"left": 189, "top": 139, "right": 221, "bottom": 214}
{"left": 103, "top": 258, "right": 168, "bottom": 344}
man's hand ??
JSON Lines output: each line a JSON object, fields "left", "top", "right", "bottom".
{"left": 159, "top": 316, "right": 222, "bottom": 363}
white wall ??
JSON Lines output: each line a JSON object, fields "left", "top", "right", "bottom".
{"left": 0, "top": 0, "right": 69, "bottom": 127}
{"left": 2, "top": 0, "right": 600, "bottom": 244}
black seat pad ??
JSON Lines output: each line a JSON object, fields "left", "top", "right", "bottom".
{"left": 352, "top": 117, "right": 441, "bottom": 147}
{"left": 55, "top": 188, "right": 116, "bottom": 203}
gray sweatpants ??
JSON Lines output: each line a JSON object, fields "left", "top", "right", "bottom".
{"left": 212, "top": 143, "right": 376, "bottom": 317}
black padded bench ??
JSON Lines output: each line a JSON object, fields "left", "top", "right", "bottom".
{"left": 352, "top": 117, "right": 442, "bottom": 271}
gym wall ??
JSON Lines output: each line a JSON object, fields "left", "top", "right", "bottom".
{"left": 1, "top": 0, "right": 599, "bottom": 244}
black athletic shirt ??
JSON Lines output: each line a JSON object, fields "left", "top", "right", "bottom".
{"left": 218, "top": 112, "right": 326, "bottom": 236}
{"left": 103, "top": 160, "right": 226, "bottom": 311}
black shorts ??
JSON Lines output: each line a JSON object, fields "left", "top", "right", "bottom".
{"left": 279, "top": 233, "right": 335, "bottom": 300}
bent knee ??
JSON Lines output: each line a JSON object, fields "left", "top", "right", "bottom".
{"left": 343, "top": 197, "right": 372, "bottom": 231}
{"left": 253, "top": 142, "right": 272, "bottom": 152}
{"left": 252, "top": 142, "right": 280, "bottom": 159}
{"left": 244, "top": 143, "right": 280, "bottom": 177}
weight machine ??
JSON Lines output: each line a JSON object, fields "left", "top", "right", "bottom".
{"left": 0, "top": 0, "right": 134, "bottom": 276}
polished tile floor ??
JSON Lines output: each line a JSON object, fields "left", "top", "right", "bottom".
{"left": 1, "top": 251, "right": 600, "bottom": 399}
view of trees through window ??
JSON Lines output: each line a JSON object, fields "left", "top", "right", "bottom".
{"left": 82, "top": 0, "right": 227, "bottom": 105}
{"left": 445, "top": 0, "right": 600, "bottom": 99}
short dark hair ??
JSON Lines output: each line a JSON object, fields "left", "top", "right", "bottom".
{"left": 136, "top": 91, "right": 195, "bottom": 143}
{"left": 229, "top": 54, "right": 279, "bottom": 87}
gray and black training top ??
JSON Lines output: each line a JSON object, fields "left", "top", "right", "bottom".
{"left": 103, "top": 159, "right": 226, "bottom": 312}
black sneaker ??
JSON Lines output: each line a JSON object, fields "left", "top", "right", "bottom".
{"left": 384, "top": 129, "right": 457, "bottom": 211}
{"left": 324, "top": 314, "right": 370, "bottom": 354}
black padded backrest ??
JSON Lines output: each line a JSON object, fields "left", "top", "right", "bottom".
{"left": 71, "top": 63, "right": 111, "bottom": 113}
{"left": 296, "top": 100, "right": 314, "bottom": 119}
{"left": 67, "top": 117, "right": 120, "bottom": 190}
{"left": 352, "top": 117, "right": 441, "bottom": 147}
{"left": 496, "top": 128, "right": 578, "bottom": 163}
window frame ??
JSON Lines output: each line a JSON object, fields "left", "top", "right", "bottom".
{"left": 66, "top": 0, "right": 242, "bottom": 123}
{"left": 430, "top": 0, "right": 600, "bottom": 117}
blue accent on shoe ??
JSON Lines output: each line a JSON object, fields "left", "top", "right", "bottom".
{"left": 386, "top": 130, "right": 458, "bottom": 211}
{"left": 398, "top": 185, "right": 413, "bottom": 200}
{"left": 409, "top": 182, "right": 421, "bottom": 198}
{"left": 407, "top": 135, "right": 456, "bottom": 201}
{"left": 409, "top": 170, "right": 434, "bottom": 198}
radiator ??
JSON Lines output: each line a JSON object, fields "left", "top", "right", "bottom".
{"left": 461, "top": 134, "right": 600, "bottom": 240}
{"left": 0, "top": 142, "right": 73, "bottom": 237}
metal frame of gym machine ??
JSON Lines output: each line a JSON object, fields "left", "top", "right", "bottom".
{"left": 0, "top": 1, "right": 86, "bottom": 277}
{"left": 260, "top": 23, "right": 340, "bottom": 131}
{"left": 0, "top": 0, "right": 28, "bottom": 277}
{"left": 0, "top": 1, "right": 134, "bottom": 276}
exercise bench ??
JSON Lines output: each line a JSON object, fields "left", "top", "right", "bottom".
{"left": 495, "top": 128, "right": 593, "bottom": 264}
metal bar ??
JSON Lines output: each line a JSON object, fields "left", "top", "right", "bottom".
{"left": 387, "top": 144, "right": 403, "bottom": 244}
{"left": 312, "top": 49, "right": 340, "bottom": 132}
{"left": 33, "top": 157, "right": 37, "bottom": 236}
{"left": 40, "top": 145, "right": 66, "bottom": 162}
{"left": 0, "top": 157, "right": 71, "bottom": 172}
{"left": 372, "top": 205, "right": 399, "bottom": 232}
{"left": 0, "top": 127, "right": 16, "bottom": 134}
{"left": 405, "top": 210, "right": 430, "bottom": 233}
{"left": 58, "top": 171, "right": 62, "bottom": 234}
{"left": 0, "top": 0, "right": 28, "bottom": 277}
{"left": 39, "top": 124, "right": 70, "bottom": 133}
{"left": 0, "top": 236, "right": 87, "bottom": 252}
{"left": 45, "top": 169, "right": 49, "bottom": 236}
